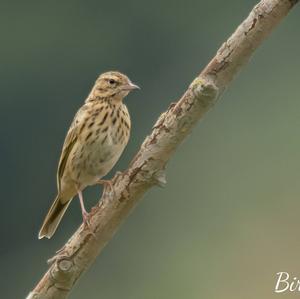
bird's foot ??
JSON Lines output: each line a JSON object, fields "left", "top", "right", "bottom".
{"left": 97, "top": 179, "right": 115, "bottom": 198}
{"left": 82, "top": 210, "right": 96, "bottom": 238}
{"left": 77, "top": 188, "right": 96, "bottom": 238}
{"left": 82, "top": 210, "right": 91, "bottom": 227}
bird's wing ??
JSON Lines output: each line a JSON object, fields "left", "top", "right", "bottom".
{"left": 57, "top": 104, "right": 90, "bottom": 189}
{"left": 56, "top": 121, "right": 78, "bottom": 192}
{"left": 56, "top": 104, "right": 89, "bottom": 191}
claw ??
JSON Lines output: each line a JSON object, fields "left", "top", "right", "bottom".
{"left": 97, "top": 179, "right": 115, "bottom": 198}
{"left": 82, "top": 210, "right": 91, "bottom": 227}
{"left": 81, "top": 210, "right": 97, "bottom": 238}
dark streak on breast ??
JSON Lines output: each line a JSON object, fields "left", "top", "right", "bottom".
{"left": 99, "top": 112, "right": 108, "bottom": 125}
{"left": 88, "top": 121, "right": 95, "bottom": 128}
{"left": 117, "top": 124, "right": 121, "bottom": 133}
{"left": 85, "top": 131, "right": 93, "bottom": 141}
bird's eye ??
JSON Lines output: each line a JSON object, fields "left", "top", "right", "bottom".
{"left": 109, "top": 79, "right": 116, "bottom": 85}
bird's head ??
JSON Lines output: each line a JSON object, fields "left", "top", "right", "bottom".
{"left": 89, "top": 71, "right": 140, "bottom": 101}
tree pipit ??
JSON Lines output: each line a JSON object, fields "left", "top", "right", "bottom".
{"left": 39, "top": 71, "right": 139, "bottom": 239}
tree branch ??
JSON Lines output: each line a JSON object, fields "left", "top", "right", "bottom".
{"left": 27, "top": 0, "right": 298, "bottom": 298}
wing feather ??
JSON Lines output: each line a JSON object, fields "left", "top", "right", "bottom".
{"left": 55, "top": 106, "right": 87, "bottom": 191}
{"left": 56, "top": 124, "right": 78, "bottom": 191}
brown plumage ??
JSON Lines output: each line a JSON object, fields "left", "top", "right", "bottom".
{"left": 39, "top": 71, "right": 139, "bottom": 239}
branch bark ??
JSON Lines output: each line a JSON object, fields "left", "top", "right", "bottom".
{"left": 27, "top": 0, "right": 298, "bottom": 298}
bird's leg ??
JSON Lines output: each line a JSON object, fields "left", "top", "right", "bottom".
{"left": 77, "top": 189, "right": 97, "bottom": 239}
{"left": 96, "top": 179, "right": 115, "bottom": 198}
{"left": 77, "top": 190, "right": 91, "bottom": 227}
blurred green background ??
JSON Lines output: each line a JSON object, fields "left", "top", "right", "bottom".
{"left": 0, "top": 0, "right": 299, "bottom": 298}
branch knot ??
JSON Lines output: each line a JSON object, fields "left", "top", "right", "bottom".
{"left": 189, "top": 77, "right": 219, "bottom": 100}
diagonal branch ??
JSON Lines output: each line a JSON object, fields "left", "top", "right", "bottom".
{"left": 27, "top": 0, "right": 298, "bottom": 298}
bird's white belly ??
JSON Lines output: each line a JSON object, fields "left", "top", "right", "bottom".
{"left": 83, "top": 130, "right": 127, "bottom": 183}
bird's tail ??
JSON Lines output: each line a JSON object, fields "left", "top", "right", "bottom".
{"left": 38, "top": 195, "right": 72, "bottom": 239}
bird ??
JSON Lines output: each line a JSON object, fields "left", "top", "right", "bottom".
{"left": 38, "top": 71, "right": 139, "bottom": 239}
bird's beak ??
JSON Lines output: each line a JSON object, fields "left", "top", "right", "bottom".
{"left": 123, "top": 82, "right": 140, "bottom": 91}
